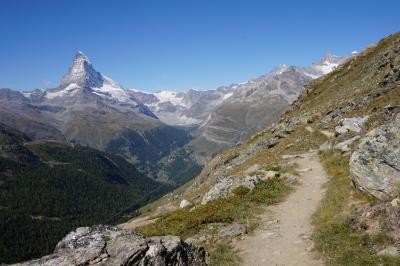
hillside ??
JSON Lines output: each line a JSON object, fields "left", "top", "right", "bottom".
{"left": 121, "top": 32, "right": 400, "bottom": 265}
{"left": 0, "top": 125, "right": 171, "bottom": 264}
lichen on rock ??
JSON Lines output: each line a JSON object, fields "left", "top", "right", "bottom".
{"left": 350, "top": 115, "right": 400, "bottom": 200}
{"left": 19, "top": 225, "right": 207, "bottom": 266}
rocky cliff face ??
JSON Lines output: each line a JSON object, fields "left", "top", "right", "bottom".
{"left": 18, "top": 225, "right": 207, "bottom": 266}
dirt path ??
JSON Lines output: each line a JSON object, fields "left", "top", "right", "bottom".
{"left": 235, "top": 152, "right": 327, "bottom": 266}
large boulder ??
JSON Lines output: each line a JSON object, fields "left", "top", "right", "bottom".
{"left": 19, "top": 225, "right": 207, "bottom": 266}
{"left": 335, "top": 115, "right": 369, "bottom": 134}
{"left": 350, "top": 116, "right": 400, "bottom": 200}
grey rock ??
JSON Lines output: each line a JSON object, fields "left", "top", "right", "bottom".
{"left": 244, "top": 164, "right": 260, "bottom": 175}
{"left": 218, "top": 223, "right": 247, "bottom": 237}
{"left": 202, "top": 171, "right": 278, "bottom": 204}
{"left": 334, "top": 136, "right": 360, "bottom": 152}
{"left": 319, "top": 142, "right": 332, "bottom": 151}
{"left": 319, "top": 130, "right": 335, "bottom": 138}
{"left": 19, "top": 225, "right": 207, "bottom": 266}
{"left": 282, "top": 154, "right": 304, "bottom": 160}
{"left": 349, "top": 201, "right": 400, "bottom": 234}
{"left": 335, "top": 116, "right": 369, "bottom": 134}
{"left": 350, "top": 116, "right": 400, "bottom": 200}
{"left": 256, "top": 138, "right": 279, "bottom": 149}
{"left": 179, "top": 199, "right": 193, "bottom": 208}
{"left": 377, "top": 246, "right": 400, "bottom": 257}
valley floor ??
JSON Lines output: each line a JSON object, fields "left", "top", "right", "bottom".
{"left": 235, "top": 152, "right": 327, "bottom": 266}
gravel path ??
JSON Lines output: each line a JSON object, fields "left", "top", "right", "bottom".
{"left": 235, "top": 152, "right": 327, "bottom": 266}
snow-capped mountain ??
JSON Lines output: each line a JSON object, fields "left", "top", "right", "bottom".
{"left": 130, "top": 52, "right": 351, "bottom": 128}
{"left": 23, "top": 52, "right": 154, "bottom": 116}
{"left": 129, "top": 87, "right": 235, "bottom": 126}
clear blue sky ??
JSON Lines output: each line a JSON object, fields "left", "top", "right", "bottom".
{"left": 0, "top": 0, "right": 399, "bottom": 92}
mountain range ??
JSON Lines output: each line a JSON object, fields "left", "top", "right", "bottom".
{"left": 0, "top": 51, "right": 350, "bottom": 180}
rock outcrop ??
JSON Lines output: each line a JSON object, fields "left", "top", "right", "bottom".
{"left": 350, "top": 115, "right": 400, "bottom": 200}
{"left": 334, "top": 136, "right": 360, "bottom": 152}
{"left": 19, "top": 225, "right": 207, "bottom": 266}
{"left": 202, "top": 170, "right": 279, "bottom": 204}
{"left": 349, "top": 200, "right": 400, "bottom": 236}
{"left": 179, "top": 199, "right": 193, "bottom": 208}
{"left": 335, "top": 116, "right": 369, "bottom": 134}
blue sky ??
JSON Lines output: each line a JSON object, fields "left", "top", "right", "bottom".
{"left": 0, "top": 0, "right": 399, "bottom": 92}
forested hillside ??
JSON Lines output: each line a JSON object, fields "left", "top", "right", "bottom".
{"left": 0, "top": 125, "right": 170, "bottom": 263}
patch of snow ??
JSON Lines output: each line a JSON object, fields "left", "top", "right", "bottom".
{"left": 91, "top": 75, "right": 138, "bottom": 104}
{"left": 22, "top": 91, "right": 32, "bottom": 98}
{"left": 222, "top": 92, "right": 233, "bottom": 100}
{"left": 153, "top": 91, "right": 187, "bottom": 107}
{"left": 46, "top": 83, "right": 80, "bottom": 99}
{"left": 313, "top": 61, "right": 339, "bottom": 75}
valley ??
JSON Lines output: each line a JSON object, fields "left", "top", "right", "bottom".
{"left": 0, "top": 5, "right": 399, "bottom": 264}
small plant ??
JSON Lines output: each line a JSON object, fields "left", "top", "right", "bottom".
{"left": 207, "top": 242, "right": 240, "bottom": 266}
{"left": 101, "top": 235, "right": 112, "bottom": 242}
{"left": 232, "top": 186, "right": 250, "bottom": 196}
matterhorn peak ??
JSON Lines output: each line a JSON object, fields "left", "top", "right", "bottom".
{"left": 60, "top": 51, "right": 103, "bottom": 88}
{"left": 74, "top": 51, "right": 90, "bottom": 62}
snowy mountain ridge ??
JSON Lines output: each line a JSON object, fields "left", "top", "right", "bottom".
{"left": 130, "top": 52, "right": 351, "bottom": 126}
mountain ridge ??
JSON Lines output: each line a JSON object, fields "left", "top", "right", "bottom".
{"left": 128, "top": 52, "right": 351, "bottom": 127}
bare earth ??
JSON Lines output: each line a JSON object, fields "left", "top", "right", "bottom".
{"left": 235, "top": 152, "right": 327, "bottom": 266}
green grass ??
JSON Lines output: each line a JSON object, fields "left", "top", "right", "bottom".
{"left": 313, "top": 150, "right": 400, "bottom": 265}
{"left": 136, "top": 178, "right": 290, "bottom": 238}
{"left": 207, "top": 242, "right": 241, "bottom": 266}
